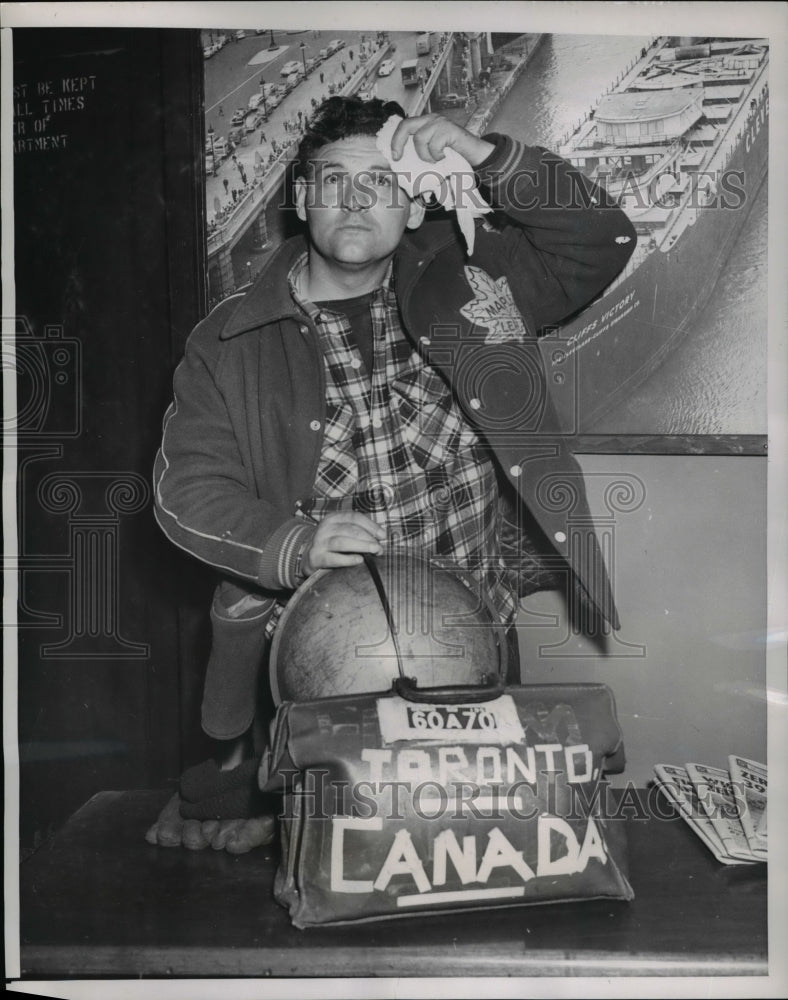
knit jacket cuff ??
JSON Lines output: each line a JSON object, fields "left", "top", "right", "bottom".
{"left": 257, "top": 519, "right": 316, "bottom": 590}
{"left": 475, "top": 133, "right": 530, "bottom": 201}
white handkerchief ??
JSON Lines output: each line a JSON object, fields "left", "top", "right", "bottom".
{"left": 376, "top": 115, "right": 492, "bottom": 256}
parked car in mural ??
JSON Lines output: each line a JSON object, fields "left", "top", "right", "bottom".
{"left": 435, "top": 92, "right": 467, "bottom": 109}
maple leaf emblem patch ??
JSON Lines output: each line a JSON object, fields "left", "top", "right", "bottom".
{"left": 459, "top": 266, "right": 528, "bottom": 344}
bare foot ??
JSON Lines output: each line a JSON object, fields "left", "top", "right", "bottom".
{"left": 146, "top": 733, "right": 275, "bottom": 853}
{"left": 180, "top": 816, "right": 275, "bottom": 852}
{"left": 145, "top": 793, "right": 275, "bottom": 853}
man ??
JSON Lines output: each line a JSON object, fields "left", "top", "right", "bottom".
{"left": 147, "top": 97, "right": 636, "bottom": 853}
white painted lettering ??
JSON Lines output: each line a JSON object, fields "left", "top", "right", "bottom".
{"left": 432, "top": 830, "right": 478, "bottom": 886}
{"left": 537, "top": 816, "right": 580, "bottom": 876}
{"left": 396, "top": 748, "right": 433, "bottom": 785}
{"left": 437, "top": 746, "right": 470, "bottom": 784}
{"left": 534, "top": 743, "right": 564, "bottom": 773}
{"left": 505, "top": 745, "right": 537, "bottom": 784}
{"left": 373, "top": 829, "right": 431, "bottom": 893}
{"left": 565, "top": 744, "right": 593, "bottom": 783}
{"left": 476, "top": 826, "right": 535, "bottom": 883}
{"left": 577, "top": 817, "right": 608, "bottom": 869}
{"left": 361, "top": 748, "right": 391, "bottom": 783}
{"left": 330, "top": 816, "right": 382, "bottom": 893}
{"left": 476, "top": 746, "right": 502, "bottom": 784}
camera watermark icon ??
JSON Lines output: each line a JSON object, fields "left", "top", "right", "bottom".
{"left": 4, "top": 317, "right": 82, "bottom": 439}
{"left": 7, "top": 315, "right": 151, "bottom": 659}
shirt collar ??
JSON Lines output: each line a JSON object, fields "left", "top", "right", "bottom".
{"left": 221, "top": 232, "right": 423, "bottom": 341}
{"left": 289, "top": 256, "right": 396, "bottom": 319}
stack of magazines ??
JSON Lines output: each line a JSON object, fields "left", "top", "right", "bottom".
{"left": 653, "top": 757, "right": 767, "bottom": 865}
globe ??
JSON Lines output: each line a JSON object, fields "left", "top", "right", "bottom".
{"left": 270, "top": 552, "right": 507, "bottom": 703}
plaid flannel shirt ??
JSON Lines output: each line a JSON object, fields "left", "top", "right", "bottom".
{"left": 265, "top": 254, "right": 519, "bottom": 637}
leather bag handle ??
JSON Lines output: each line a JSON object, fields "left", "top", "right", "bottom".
{"left": 391, "top": 673, "right": 505, "bottom": 704}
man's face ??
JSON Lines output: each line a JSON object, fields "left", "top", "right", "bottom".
{"left": 295, "top": 135, "right": 425, "bottom": 270}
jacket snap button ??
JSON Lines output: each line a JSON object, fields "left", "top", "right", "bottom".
{"left": 420, "top": 336, "right": 431, "bottom": 346}
{"left": 554, "top": 531, "right": 567, "bottom": 543}
{"left": 309, "top": 420, "right": 321, "bottom": 431}
{"left": 469, "top": 397, "right": 481, "bottom": 410}
{"left": 300, "top": 325, "right": 309, "bottom": 335}
{"left": 509, "top": 465, "right": 521, "bottom": 478}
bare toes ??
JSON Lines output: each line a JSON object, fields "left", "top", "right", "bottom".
{"left": 201, "top": 819, "right": 220, "bottom": 842}
{"left": 225, "top": 816, "right": 276, "bottom": 855}
{"left": 181, "top": 819, "right": 209, "bottom": 850}
{"left": 210, "top": 818, "right": 245, "bottom": 851}
{"left": 146, "top": 793, "right": 185, "bottom": 847}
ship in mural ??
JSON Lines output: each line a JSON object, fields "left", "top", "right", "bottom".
{"left": 532, "top": 36, "right": 769, "bottom": 432}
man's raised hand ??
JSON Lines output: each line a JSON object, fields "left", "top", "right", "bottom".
{"left": 387, "top": 113, "right": 494, "bottom": 168}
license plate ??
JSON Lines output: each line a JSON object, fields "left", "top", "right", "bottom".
{"left": 377, "top": 694, "right": 525, "bottom": 744}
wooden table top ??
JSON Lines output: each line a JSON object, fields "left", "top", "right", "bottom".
{"left": 19, "top": 787, "right": 767, "bottom": 979}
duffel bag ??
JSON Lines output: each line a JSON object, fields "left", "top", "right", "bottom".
{"left": 259, "top": 676, "right": 634, "bottom": 928}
